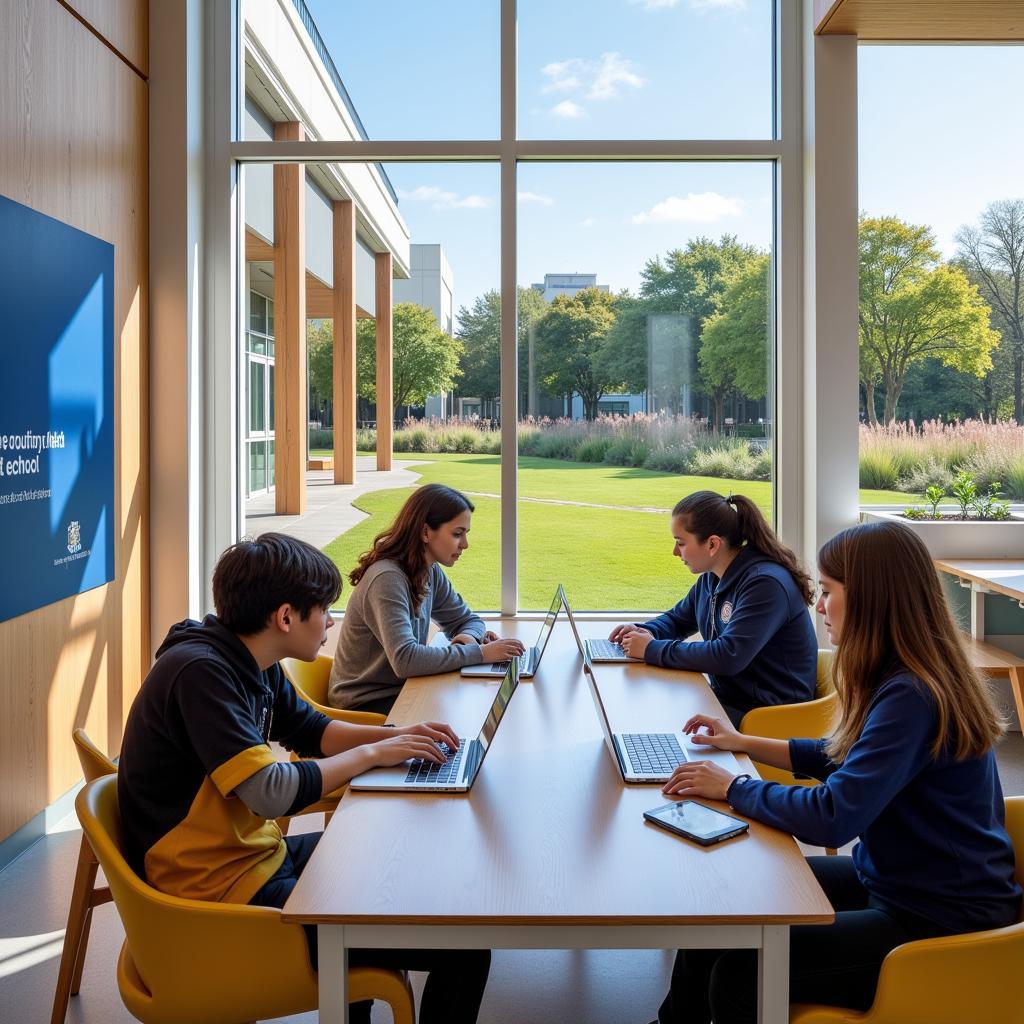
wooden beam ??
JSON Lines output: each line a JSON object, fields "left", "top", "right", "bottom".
{"left": 245, "top": 228, "right": 273, "bottom": 263}
{"left": 816, "top": 1, "right": 1024, "bottom": 40}
{"left": 305, "top": 272, "right": 334, "bottom": 319}
{"left": 273, "top": 121, "right": 306, "bottom": 514}
{"left": 376, "top": 251, "right": 394, "bottom": 472}
{"left": 333, "top": 199, "right": 357, "bottom": 484}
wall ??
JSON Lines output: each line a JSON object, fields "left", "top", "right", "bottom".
{"left": 0, "top": 0, "right": 149, "bottom": 843}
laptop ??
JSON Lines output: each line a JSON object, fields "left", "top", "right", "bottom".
{"left": 560, "top": 589, "right": 640, "bottom": 663}
{"left": 460, "top": 587, "right": 561, "bottom": 678}
{"left": 349, "top": 661, "right": 519, "bottom": 792}
{"left": 574, "top": 647, "right": 742, "bottom": 784}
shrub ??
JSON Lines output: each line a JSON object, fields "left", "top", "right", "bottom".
{"left": 575, "top": 437, "right": 616, "bottom": 464}
{"left": 308, "top": 428, "right": 333, "bottom": 450}
{"left": 859, "top": 449, "right": 899, "bottom": 490}
{"left": 643, "top": 446, "right": 692, "bottom": 474}
{"left": 603, "top": 438, "right": 651, "bottom": 467}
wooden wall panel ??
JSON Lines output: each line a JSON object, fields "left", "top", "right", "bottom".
{"left": 0, "top": 0, "right": 148, "bottom": 842}
{"left": 58, "top": 0, "right": 149, "bottom": 76}
{"left": 816, "top": 0, "right": 1024, "bottom": 40}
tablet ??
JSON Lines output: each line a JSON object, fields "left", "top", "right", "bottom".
{"left": 643, "top": 800, "right": 749, "bottom": 846}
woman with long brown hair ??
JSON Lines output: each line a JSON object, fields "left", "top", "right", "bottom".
{"left": 329, "top": 483, "right": 524, "bottom": 715}
{"left": 610, "top": 490, "right": 818, "bottom": 724}
{"left": 648, "top": 520, "right": 1021, "bottom": 1024}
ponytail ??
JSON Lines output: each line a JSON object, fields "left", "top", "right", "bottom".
{"left": 672, "top": 490, "right": 815, "bottom": 605}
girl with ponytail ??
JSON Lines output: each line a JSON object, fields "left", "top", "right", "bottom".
{"left": 609, "top": 489, "right": 817, "bottom": 725}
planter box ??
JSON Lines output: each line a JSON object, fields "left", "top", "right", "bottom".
{"left": 859, "top": 507, "right": 1024, "bottom": 559}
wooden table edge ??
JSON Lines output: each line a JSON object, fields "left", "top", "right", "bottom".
{"left": 282, "top": 912, "right": 836, "bottom": 926}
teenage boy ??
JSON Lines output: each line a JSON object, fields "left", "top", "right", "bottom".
{"left": 118, "top": 532, "right": 490, "bottom": 1024}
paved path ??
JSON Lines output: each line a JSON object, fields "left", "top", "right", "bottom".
{"left": 244, "top": 458, "right": 667, "bottom": 549}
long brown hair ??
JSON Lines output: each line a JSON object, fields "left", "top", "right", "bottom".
{"left": 350, "top": 483, "right": 475, "bottom": 611}
{"left": 819, "top": 520, "right": 1003, "bottom": 762}
{"left": 672, "top": 490, "right": 814, "bottom": 605}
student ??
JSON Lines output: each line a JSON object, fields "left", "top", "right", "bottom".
{"left": 650, "top": 520, "right": 1022, "bottom": 1024}
{"left": 609, "top": 491, "right": 817, "bottom": 725}
{"left": 118, "top": 533, "right": 490, "bottom": 1024}
{"left": 330, "top": 483, "right": 524, "bottom": 715}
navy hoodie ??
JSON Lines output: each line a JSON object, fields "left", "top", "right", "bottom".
{"left": 118, "top": 615, "right": 328, "bottom": 903}
{"left": 726, "top": 672, "right": 1022, "bottom": 934}
{"left": 641, "top": 544, "right": 817, "bottom": 717}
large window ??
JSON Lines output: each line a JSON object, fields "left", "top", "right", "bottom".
{"left": 233, "top": 0, "right": 790, "bottom": 613}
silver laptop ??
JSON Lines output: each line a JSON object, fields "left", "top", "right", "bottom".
{"left": 349, "top": 661, "right": 519, "bottom": 792}
{"left": 570, "top": 634, "right": 741, "bottom": 783}
{"left": 560, "top": 589, "right": 640, "bottom": 663}
{"left": 461, "top": 587, "right": 561, "bottom": 678}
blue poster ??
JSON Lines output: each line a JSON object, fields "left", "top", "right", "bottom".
{"left": 0, "top": 195, "right": 115, "bottom": 622}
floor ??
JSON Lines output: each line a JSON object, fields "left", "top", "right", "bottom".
{"left": 3, "top": 732, "right": 1022, "bottom": 1024}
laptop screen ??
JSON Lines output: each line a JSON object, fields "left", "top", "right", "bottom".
{"left": 582, "top": 662, "right": 619, "bottom": 762}
{"left": 559, "top": 587, "right": 593, "bottom": 671}
{"left": 532, "top": 587, "right": 562, "bottom": 663}
{"left": 475, "top": 660, "right": 519, "bottom": 757}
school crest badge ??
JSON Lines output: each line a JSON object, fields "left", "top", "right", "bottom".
{"left": 720, "top": 600, "right": 733, "bottom": 624}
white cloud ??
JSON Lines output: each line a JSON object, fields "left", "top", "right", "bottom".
{"left": 631, "top": 191, "right": 743, "bottom": 224}
{"left": 541, "top": 52, "right": 644, "bottom": 112}
{"left": 397, "top": 185, "right": 490, "bottom": 210}
{"left": 550, "top": 100, "right": 585, "bottom": 119}
{"left": 580, "top": 217, "right": 598, "bottom": 227}
{"left": 518, "top": 191, "right": 555, "bottom": 206}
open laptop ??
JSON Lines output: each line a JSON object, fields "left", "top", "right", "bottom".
{"left": 460, "top": 587, "right": 561, "bottom": 678}
{"left": 560, "top": 589, "right": 640, "bottom": 663}
{"left": 349, "top": 661, "right": 519, "bottom": 792}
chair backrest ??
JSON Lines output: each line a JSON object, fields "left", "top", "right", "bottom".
{"left": 76, "top": 775, "right": 318, "bottom": 1023}
{"left": 815, "top": 648, "right": 835, "bottom": 699}
{"left": 281, "top": 654, "right": 333, "bottom": 708}
{"left": 73, "top": 728, "right": 117, "bottom": 782}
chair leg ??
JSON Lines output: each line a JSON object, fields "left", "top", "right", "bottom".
{"left": 51, "top": 836, "right": 100, "bottom": 1024}
{"left": 69, "top": 907, "right": 93, "bottom": 995}
{"left": 1009, "top": 668, "right": 1024, "bottom": 735}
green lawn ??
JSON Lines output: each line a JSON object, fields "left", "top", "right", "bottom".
{"left": 319, "top": 453, "right": 915, "bottom": 610}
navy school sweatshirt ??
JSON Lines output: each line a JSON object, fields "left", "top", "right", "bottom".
{"left": 726, "top": 672, "right": 1022, "bottom": 934}
{"left": 640, "top": 544, "right": 818, "bottom": 716}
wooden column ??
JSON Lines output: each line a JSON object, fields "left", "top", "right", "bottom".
{"left": 375, "top": 251, "right": 394, "bottom": 471}
{"left": 272, "top": 122, "right": 306, "bottom": 514}
{"left": 333, "top": 200, "right": 357, "bottom": 484}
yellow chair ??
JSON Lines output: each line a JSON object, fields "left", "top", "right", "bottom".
{"left": 75, "top": 773, "right": 415, "bottom": 1024}
{"left": 279, "top": 655, "right": 388, "bottom": 828}
{"left": 740, "top": 650, "right": 837, "bottom": 787}
{"left": 281, "top": 654, "right": 386, "bottom": 726}
{"left": 51, "top": 729, "right": 118, "bottom": 1024}
{"left": 791, "top": 795, "right": 1024, "bottom": 1024}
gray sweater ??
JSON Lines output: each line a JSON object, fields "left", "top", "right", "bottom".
{"left": 328, "top": 559, "right": 486, "bottom": 710}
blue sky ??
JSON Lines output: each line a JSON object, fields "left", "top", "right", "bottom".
{"left": 301, "top": 2, "right": 1024, "bottom": 325}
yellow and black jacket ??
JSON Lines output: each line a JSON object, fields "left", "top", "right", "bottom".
{"left": 118, "top": 615, "right": 329, "bottom": 904}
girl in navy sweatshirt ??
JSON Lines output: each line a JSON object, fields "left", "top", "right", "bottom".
{"left": 649, "top": 520, "right": 1021, "bottom": 1024}
{"left": 611, "top": 491, "right": 818, "bottom": 724}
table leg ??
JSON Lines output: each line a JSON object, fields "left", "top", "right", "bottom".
{"left": 757, "top": 924, "right": 789, "bottom": 1024}
{"left": 970, "top": 585, "right": 986, "bottom": 640}
{"left": 318, "top": 924, "right": 349, "bottom": 1024}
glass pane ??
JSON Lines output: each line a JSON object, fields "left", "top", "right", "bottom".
{"left": 519, "top": 0, "right": 773, "bottom": 140}
{"left": 249, "top": 441, "right": 267, "bottom": 492}
{"left": 249, "top": 360, "right": 266, "bottom": 434}
{"left": 266, "top": 297, "right": 274, "bottom": 348}
{"left": 240, "top": 162, "right": 500, "bottom": 610}
{"left": 247, "top": 331, "right": 266, "bottom": 356}
{"left": 858, "top": 46, "right": 1024, "bottom": 507}
{"left": 241, "top": 0, "right": 498, "bottom": 140}
{"left": 268, "top": 440, "right": 276, "bottom": 488}
{"left": 518, "top": 162, "right": 774, "bottom": 610}
{"left": 249, "top": 292, "right": 266, "bottom": 334}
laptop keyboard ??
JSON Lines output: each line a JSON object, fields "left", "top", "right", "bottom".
{"left": 404, "top": 741, "right": 466, "bottom": 784}
{"left": 490, "top": 652, "right": 531, "bottom": 672}
{"left": 623, "top": 733, "right": 684, "bottom": 775}
{"left": 588, "top": 638, "right": 628, "bottom": 659}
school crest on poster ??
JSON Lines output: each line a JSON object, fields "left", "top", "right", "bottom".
{"left": 67, "top": 520, "right": 82, "bottom": 554}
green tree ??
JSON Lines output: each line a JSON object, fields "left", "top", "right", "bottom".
{"left": 699, "top": 255, "right": 770, "bottom": 430}
{"left": 356, "top": 302, "right": 464, "bottom": 415}
{"left": 533, "top": 288, "right": 620, "bottom": 419}
{"left": 859, "top": 216, "right": 998, "bottom": 425}
{"left": 307, "top": 319, "right": 333, "bottom": 408}
{"left": 454, "top": 286, "right": 548, "bottom": 407}
{"left": 955, "top": 199, "right": 1024, "bottom": 423}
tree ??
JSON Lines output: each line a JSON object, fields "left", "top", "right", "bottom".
{"left": 955, "top": 199, "right": 1024, "bottom": 423}
{"left": 356, "top": 302, "right": 463, "bottom": 415}
{"left": 454, "top": 286, "right": 548, "bottom": 407}
{"left": 699, "top": 255, "right": 770, "bottom": 429}
{"left": 859, "top": 216, "right": 998, "bottom": 424}
{"left": 307, "top": 319, "right": 333, "bottom": 408}
{"left": 533, "top": 288, "right": 621, "bottom": 419}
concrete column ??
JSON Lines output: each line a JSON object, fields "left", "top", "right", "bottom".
{"left": 376, "top": 251, "right": 394, "bottom": 471}
{"left": 272, "top": 122, "right": 306, "bottom": 514}
{"left": 333, "top": 199, "right": 356, "bottom": 484}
